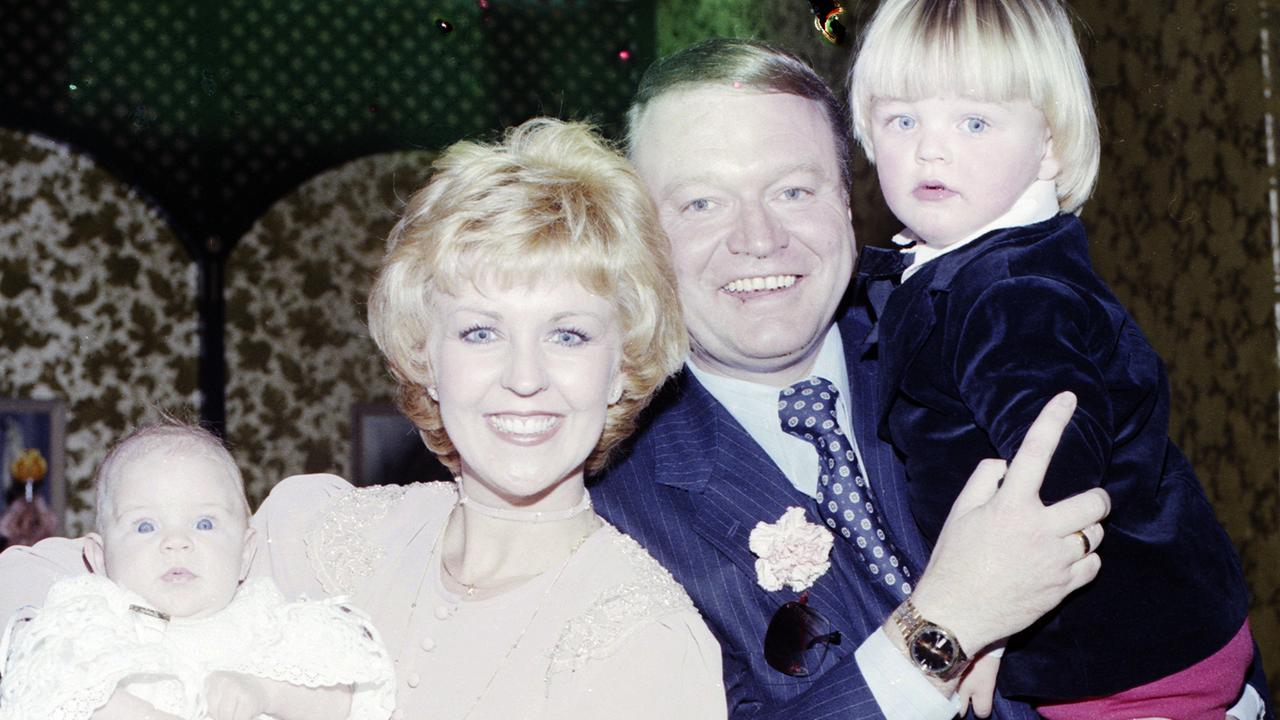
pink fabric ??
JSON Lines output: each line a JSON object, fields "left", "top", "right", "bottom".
{"left": 1037, "top": 620, "right": 1253, "bottom": 720}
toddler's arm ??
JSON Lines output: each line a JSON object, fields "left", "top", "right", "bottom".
{"left": 203, "top": 671, "right": 353, "bottom": 720}
{"left": 956, "top": 277, "right": 1114, "bottom": 502}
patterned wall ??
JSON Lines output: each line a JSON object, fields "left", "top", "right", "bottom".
{"left": 1077, "top": 0, "right": 1280, "bottom": 691}
{"left": 225, "top": 151, "right": 435, "bottom": 503}
{"left": 658, "top": 0, "right": 1280, "bottom": 695}
{"left": 0, "top": 128, "right": 199, "bottom": 536}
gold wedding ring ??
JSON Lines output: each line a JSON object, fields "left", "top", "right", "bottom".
{"left": 1073, "top": 529, "right": 1092, "bottom": 556}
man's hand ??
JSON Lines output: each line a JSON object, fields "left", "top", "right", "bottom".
{"left": 908, "top": 391, "right": 1111, "bottom": 657}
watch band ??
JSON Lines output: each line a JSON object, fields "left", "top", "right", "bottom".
{"left": 893, "top": 598, "right": 970, "bottom": 681}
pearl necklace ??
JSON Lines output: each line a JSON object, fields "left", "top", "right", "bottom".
{"left": 456, "top": 484, "right": 593, "bottom": 523}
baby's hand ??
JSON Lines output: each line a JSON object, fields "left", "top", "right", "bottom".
{"left": 957, "top": 650, "right": 1001, "bottom": 718}
{"left": 204, "top": 671, "right": 271, "bottom": 720}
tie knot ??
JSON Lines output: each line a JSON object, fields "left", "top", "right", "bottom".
{"left": 778, "top": 377, "right": 841, "bottom": 441}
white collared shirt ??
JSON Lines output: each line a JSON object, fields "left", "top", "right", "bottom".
{"left": 688, "top": 325, "right": 861, "bottom": 498}
{"left": 688, "top": 326, "right": 959, "bottom": 720}
{"left": 895, "top": 179, "right": 1061, "bottom": 282}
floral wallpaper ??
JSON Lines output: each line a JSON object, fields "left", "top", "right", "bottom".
{"left": 0, "top": 128, "right": 200, "bottom": 536}
{"left": 224, "top": 151, "right": 436, "bottom": 503}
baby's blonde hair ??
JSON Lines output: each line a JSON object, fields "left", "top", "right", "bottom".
{"left": 849, "top": 0, "right": 1099, "bottom": 213}
{"left": 367, "top": 118, "right": 687, "bottom": 475}
{"left": 93, "top": 420, "right": 248, "bottom": 533}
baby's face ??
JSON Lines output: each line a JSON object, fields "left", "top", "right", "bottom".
{"left": 99, "top": 451, "right": 250, "bottom": 619}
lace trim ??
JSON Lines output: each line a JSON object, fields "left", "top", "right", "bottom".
{"left": 303, "top": 484, "right": 408, "bottom": 596}
{"left": 546, "top": 529, "right": 699, "bottom": 682}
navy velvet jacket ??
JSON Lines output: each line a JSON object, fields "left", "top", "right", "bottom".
{"left": 591, "top": 308, "right": 1041, "bottom": 720}
{"left": 857, "top": 214, "right": 1250, "bottom": 700}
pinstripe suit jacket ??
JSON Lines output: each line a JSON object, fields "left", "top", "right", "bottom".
{"left": 591, "top": 308, "right": 1041, "bottom": 719}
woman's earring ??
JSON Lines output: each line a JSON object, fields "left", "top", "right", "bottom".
{"left": 427, "top": 385, "right": 439, "bottom": 401}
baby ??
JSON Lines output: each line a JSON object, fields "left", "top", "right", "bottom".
{"left": 849, "top": 1, "right": 1258, "bottom": 718}
{"left": 0, "top": 422, "right": 395, "bottom": 720}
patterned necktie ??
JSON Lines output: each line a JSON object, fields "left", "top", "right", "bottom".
{"left": 778, "top": 377, "right": 913, "bottom": 597}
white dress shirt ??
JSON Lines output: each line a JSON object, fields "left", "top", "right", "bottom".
{"left": 688, "top": 326, "right": 959, "bottom": 720}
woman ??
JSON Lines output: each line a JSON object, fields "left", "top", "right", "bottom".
{"left": 249, "top": 118, "right": 726, "bottom": 719}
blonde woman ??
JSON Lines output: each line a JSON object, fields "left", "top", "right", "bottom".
{"left": 249, "top": 118, "right": 725, "bottom": 719}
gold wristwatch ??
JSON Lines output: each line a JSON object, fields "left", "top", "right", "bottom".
{"left": 893, "top": 598, "right": 970, "bottom": 681}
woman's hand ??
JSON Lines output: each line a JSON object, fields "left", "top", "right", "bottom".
{"left": 204, "top": 671, "right": 271, "bottom": 720}
{"left": 908, "top": 391, "right": 1111, "bottom": 656}
{"left": 90, "top": 688, "right": 185, "bottom": 720}
{"left": 204, "top": 671, "right": 354, "bottom": 720}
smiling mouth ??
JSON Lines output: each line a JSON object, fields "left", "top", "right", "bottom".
{"left": 721, "top": 274, "right": 798, "bottom": 294}
{"left": 487, "top": 414, "right": 561, "bottom": 436}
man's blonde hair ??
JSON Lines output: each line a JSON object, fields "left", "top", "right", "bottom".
{"left": 849, "top": 0, "right": 1099, "bottom": 213}
{"left": 367, "top": 118, "right": 687, "bottom": 475}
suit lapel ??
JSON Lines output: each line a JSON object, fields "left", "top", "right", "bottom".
{"left": 654, "top": 374, "right": 814, "bottom": 584}
{"left": 840, "top": 310, "right": 933, "bottom": 573}
{"left": 875, "top": 277, "right": 939, "bottom": 431}
{"left": 651, "top": 372, "right": 886, "bottom": 628}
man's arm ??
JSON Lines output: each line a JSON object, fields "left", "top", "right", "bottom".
{"left": 753, "top": 392, "right": 1110, "bottom": 720}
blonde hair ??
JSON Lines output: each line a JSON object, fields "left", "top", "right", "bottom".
{"left": 94, "top": 420, "right": 248, "bottom": 533}
{"left": 367, "top": 118, "right": 687, "bottom": 475}
{"left": 849, "top": 0, "right": 1099, "bottom": 213}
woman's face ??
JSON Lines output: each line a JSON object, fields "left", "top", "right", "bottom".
{"left": 430, "top": 277, "right": 624, "bottom": 509}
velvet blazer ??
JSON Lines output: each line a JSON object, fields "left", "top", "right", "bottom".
{"left": 591, "top": 307, "right": 1041, "bottom": 720}
{"left": 857, "top": 214, "right": 1250, "bottom": 701}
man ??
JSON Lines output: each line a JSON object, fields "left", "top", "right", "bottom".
{"left": 589, "top": 38, "right": 1262, "bottom": 719}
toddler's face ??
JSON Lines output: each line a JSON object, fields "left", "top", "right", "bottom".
{"left": 868, "top": 95, "right": 1060, "bottom": 249}
{"left": 97, "top": 451, "right": 251, "bottom": 619}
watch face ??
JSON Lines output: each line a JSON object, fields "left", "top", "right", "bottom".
{"left": 910, "top": 627, "right": 959, "bottom": 673}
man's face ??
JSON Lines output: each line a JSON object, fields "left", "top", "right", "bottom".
{"left": 630, "top": 86, "right": 854, "bottom": 386}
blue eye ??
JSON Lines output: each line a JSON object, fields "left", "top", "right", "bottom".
{"left": 136, "top": 520, "right": 155, "bottom": 534}
{"left": 964, "top": 117, "right": 988, "bottom": 133}
{"left": 780, "top": 187, "right": 811, "bottom": 201}
{"left": 551, "top": 328, "right": 589, "bottom": 346}
{"left": 461, "top": 326, "right": 496, "bottom": 343}
{"left": 195, "top": 517, "right": 215, "bottom": 531}
{"left": 894, "top": 115, "right": 916, "bottom": 130}
{"left": 684, "top": 198, "right": 712, "bottom": 213}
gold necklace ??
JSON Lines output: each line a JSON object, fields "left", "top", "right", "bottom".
{"left": 457, "top": 525, "right": 595, "bottom": 720}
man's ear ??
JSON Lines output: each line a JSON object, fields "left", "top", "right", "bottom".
{"left": 240, "top": 526, "right": 258, "bottom": 581}
{"left": 1038, "top": 130, "right": 1062, "bottom": 182}
{"left": 84, "top": 533, "right": 106, "bottom": 574}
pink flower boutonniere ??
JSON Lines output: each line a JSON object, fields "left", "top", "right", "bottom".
{"left": 748, "top": 507, "right": 834, "bottom": 593}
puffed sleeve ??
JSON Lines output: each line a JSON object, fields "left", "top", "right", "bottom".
{"left": 545, "top": 609, "right": 727, "bottom": 720}
{"left": 215, "top": 579, "right": 396, "bottom": 720}
{"left": 0, "top": 536, "right": 89, "bottom": 631}
{"left": 248, "top": 473, "right": 356, "bottom": 601}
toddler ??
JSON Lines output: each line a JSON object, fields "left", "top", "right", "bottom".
{"left": 849, "top": 1, "right": 1256, "bottom": 718}
{"left": 0, "top": 422, "right": 395, "bottom": 720}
